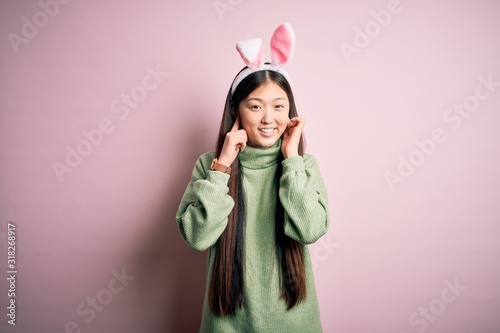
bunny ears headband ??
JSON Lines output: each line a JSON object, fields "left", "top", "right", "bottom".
{"left": 231, "top": 23, "right": 296, "bottom": 96}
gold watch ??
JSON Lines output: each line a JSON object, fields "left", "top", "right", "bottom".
{"left": 210, "top": 158, "right": 232, "bottom": 174}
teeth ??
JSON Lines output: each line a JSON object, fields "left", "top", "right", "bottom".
{"left": 259, "top": 128, "right": 274, "bottom": 133}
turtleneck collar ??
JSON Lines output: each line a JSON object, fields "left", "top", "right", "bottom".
{"left": 238, "top": 139, "right": 282, "bottom": 169}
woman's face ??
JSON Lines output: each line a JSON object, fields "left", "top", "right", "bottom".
{"left": 238, "top": 81, "right": 290, "bottom": 148}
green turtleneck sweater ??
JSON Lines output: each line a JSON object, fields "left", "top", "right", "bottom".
{"left": 176, "top": 139, "right": 330, "bottom": 333}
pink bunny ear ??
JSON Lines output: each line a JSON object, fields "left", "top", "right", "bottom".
{"left": 270, "top": 23, "right": 295, "bottom": 66}
{"left": 236, "top": 38, "right": 264, "bottom": 69}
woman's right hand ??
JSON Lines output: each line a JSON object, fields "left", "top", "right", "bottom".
{"left": 218, "top": 116, "right": 247, "bottom": 167}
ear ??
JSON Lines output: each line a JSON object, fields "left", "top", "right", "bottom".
{"left": 270, "top": 23, "right": 295, "bottom": 66}
{"left": 236, "top": 38, "right": 264, "bottom": 69}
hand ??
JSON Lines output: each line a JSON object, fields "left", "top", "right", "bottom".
{"left": 218, "top": 116, "right": 248, "bottom": 166}
{"left": 281, "top": 116, "right": 305, "bottom": 159}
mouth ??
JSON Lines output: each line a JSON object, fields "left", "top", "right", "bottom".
{"left": 258, "top": 128, "right": 276, "bottom": 134}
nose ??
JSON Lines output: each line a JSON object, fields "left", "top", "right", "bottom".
{"left": 261, "top": 108, "right": 274, "bottom": 124}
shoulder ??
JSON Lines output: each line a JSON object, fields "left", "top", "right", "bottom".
{"left": 302, "top": 153, "right": 326, "bottom": 176}
{"left": 191, "top": 151, "right": 215, "bottom": 171}
{"left": 281, "top": 153, "right": 320, "bottom": 173}
{"left": 187, "top": 151, "right": 216, "bottom": 179}
{"left": 198, "top": 151, "right": 216, "bottom": 163}
{"left": 195, "top": 151, "right": 216, "bottom": 170}
{"left": 302, "top": 153, "right": 319, "bottom": 167}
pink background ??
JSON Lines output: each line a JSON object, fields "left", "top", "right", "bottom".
{"left": 1, "top": 0, "right": 500, "bottom": 332}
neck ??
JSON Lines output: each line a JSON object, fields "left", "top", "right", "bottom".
{"left": 238, "top": 139, "right": 282, "bottom": 169}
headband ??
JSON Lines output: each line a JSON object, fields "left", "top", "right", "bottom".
{"left": 231, "top": 23, "right": 296, "bottom": 96}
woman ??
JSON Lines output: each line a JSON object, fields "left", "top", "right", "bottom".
{"left": 176, "top": 23, "right": 330, "bottom": 332}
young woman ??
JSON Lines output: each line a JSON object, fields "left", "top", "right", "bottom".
{"left": 176, "top": 23, "right": 330, "bottom": 332}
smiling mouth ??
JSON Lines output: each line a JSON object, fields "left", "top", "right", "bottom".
{"left": 259, "top": 128, "right": 276, "bottom": 133}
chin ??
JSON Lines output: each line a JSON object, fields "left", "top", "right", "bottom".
{"left": 250, "top": 136, "right": 280, "bottom": 148}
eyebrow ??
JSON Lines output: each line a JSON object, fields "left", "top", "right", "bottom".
{"left": 246, "top": 97, "right": 288, "bottom": 102}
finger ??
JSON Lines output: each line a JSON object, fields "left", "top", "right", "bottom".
{"left": 238, "top": 132, "right": 247, "bottom": 151}
{"left": 282, "top": 128, "right": 290, "bottom": 139}
{"left": 290, "top": 118, "right": 305, "bottom": 132}
{"left": 289, "top": 117, "right": 304, "bottom": 126}
{"left": 287, "top": 120, "right": 297, "bottom": 131}
{"left": 238, "top": 141, "right": 247, "bottom": 152}
{"left": 288, "top": 118, "right": 299, "bottom": 129}
{"left": 231, "top": 116, "right": 240, "bottom": 132}
{"left": 233, "top": 139, "right": 246, "bottom": 152}
{"left": 282, "top": 125, "right": 290, "bottom": 139}
{"left": 226, "top": 132, "right": 247, "bottom": 151}
{"left": 228, "top": 131, "right": 247, "bottom": 142}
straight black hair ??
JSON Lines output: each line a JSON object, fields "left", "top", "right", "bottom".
{"left": 209, "top": 68, "right": 306, "bottom": 316}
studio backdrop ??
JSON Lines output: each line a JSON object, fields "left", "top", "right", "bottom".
{"left": 1, "top": 0, "right": 499, "bottom": 332}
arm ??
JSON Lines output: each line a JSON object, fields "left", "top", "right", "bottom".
{"left": 176, "top": 153, "right": 235, "bottom": 251}
{"left": 279, "top": 154, "right": 330, "bottom": 244}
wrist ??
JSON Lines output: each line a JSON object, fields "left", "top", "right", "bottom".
{"left": 216, "top": 153, "right": 234, "bottom": 167}
{"left": 216, "top": 158, "right": 232, "bottom": 168}
{"left": 210, "top": 158, "right": 232, "bottom": 174}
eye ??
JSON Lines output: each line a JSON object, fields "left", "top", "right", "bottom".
{"left": 275, "top": 105, "right": 284, "bottom": 109}
{"left": 250, "top": 105, "right": 261, "bottom": 110}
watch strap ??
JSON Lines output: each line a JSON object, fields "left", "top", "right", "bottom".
{"left": 210, "top": 158, "right": 232, "bottom": 174}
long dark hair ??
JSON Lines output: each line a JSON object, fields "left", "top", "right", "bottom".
{"left": 208, "top": 68, "right": 306, "bottom": 316}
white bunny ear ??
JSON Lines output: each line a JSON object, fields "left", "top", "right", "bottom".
{"left": 236, "top": 37, "right": 264, "bottom": 69}
{"left": 270, "top": 23, "right": 295, "bottom": 66}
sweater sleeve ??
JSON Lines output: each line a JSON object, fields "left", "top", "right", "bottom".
{"left": 279, "top": 154, "right": 330, "bottom": 244}
{"left": 176, "top": 153, "right": 235, "bottom": 251}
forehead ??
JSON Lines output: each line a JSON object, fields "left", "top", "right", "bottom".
{"left": 246, "top": 81, "right": 288, "bottom": 100}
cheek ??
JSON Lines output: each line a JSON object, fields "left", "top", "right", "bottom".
{"left": 276, "top": 112, "right": 289, "bottom": 127}
{"left": 238, "top": 112, "right": 253, "bottom": 129}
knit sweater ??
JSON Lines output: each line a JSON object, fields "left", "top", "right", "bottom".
{"left": 176, "top": 139, "right": 330, "bottom": 333}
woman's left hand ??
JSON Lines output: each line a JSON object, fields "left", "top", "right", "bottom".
{"left": 281, "top": 116, "right": 305, "bottom": 159}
